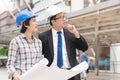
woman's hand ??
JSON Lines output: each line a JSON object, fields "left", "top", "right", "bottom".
{"left": 13, "top": 72, "right": 20, "bottom": 80}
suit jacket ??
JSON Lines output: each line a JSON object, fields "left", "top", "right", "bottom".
{"left": 39, "top": 28, "right": 88, "bottom": 67}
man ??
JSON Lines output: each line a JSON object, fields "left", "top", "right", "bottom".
{"left": 7, "top": 9, "right": 43, "bottom": 80}
{"left": 79, "top": 51, "right": 90, "bottom": 80}
{"left": 39, "top": 5, "right": 88, "bottom": 80}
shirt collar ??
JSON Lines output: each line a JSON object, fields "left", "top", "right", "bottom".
{"left": 52, "top": 28, "right": 63, "bottom": 34}
{"left": 20, "top": 33, "right": 36, "bottom": 42}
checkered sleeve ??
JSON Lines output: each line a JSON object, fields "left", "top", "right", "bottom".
{"left": 6, "top": 39, "right": 18, "bottom": 79}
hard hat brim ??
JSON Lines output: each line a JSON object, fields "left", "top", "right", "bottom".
{"left": 16, "top": 9, "right": 38, "bottom": 28}
{"left": 17, "top": 14, "right": 38, "bottom": 28}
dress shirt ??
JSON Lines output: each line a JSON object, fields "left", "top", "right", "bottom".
{"left": 51, "top": 28, "right": 71, "bottom": 68}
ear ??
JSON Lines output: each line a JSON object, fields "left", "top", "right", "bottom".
{"left": 52, "top": 20, "right": 56, "bottom": 25}
{"left": 23, "top": 22, "right": 28, "bottom": 28}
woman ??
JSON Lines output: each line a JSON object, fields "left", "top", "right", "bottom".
{"left": 7, "top": 9, "right": 43, "bottom": 80}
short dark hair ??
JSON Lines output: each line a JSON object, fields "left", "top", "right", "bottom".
{"left": 20, "top": 18, "right": 31, "bottom": 33}
{"left": 49, "top": 15, "right": 56, "bottom": 26}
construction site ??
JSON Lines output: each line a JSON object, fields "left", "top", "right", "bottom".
{"left": 0, "top": 0, "right": 120, "bottom": 80}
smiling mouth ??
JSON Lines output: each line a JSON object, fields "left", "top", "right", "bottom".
{"left": 63, "top": 22, "right": 67, "bottom": 25}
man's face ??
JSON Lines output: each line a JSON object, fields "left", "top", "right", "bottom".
{"left": 27, "top": 17, "right": 38, "bottom": 33}
{"left": 52, "top": 12, "right": 67, "bottom": 29}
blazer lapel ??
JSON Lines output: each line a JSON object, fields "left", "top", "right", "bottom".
{"left": 63, "top": 29, "right": 70, "bottom": 57}
{"left": 47, "top": 29, "right": 54, "bottom": 57}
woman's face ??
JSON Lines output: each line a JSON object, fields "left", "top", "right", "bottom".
{"left": 27, "top": 17, "right": 38, "bottom": 33}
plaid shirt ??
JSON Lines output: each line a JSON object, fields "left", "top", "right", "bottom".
{"left": 7, "top": 34, "right": 43, "bottom": 79}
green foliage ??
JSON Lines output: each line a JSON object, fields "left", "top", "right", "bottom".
{"left": 0, "top": 46, "right": 9, "bottom": 56}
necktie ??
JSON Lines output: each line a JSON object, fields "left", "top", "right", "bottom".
{"left": 57, "top": 31, "right": 63, "bottom": 68}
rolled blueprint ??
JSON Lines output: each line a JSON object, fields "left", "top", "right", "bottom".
{"left": 19, "top": 59, "right": 88, "bottom": 80}
{"left": 20, "top": 58, "right": 48, "bottom": 80}
{"left": 70, "top": 61, "right": 88, "bottom": 71}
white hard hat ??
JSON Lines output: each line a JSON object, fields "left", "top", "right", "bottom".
{"left": 46, "top": 5, "right": 63, "bottom": 22}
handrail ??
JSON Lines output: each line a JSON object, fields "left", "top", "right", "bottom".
{"left": 0, "top": 56, "right": 7, "bottom": 60}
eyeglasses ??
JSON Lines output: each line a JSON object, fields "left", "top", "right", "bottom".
{"left": 54, "top": 16, "right": 67, "bottom": 20}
